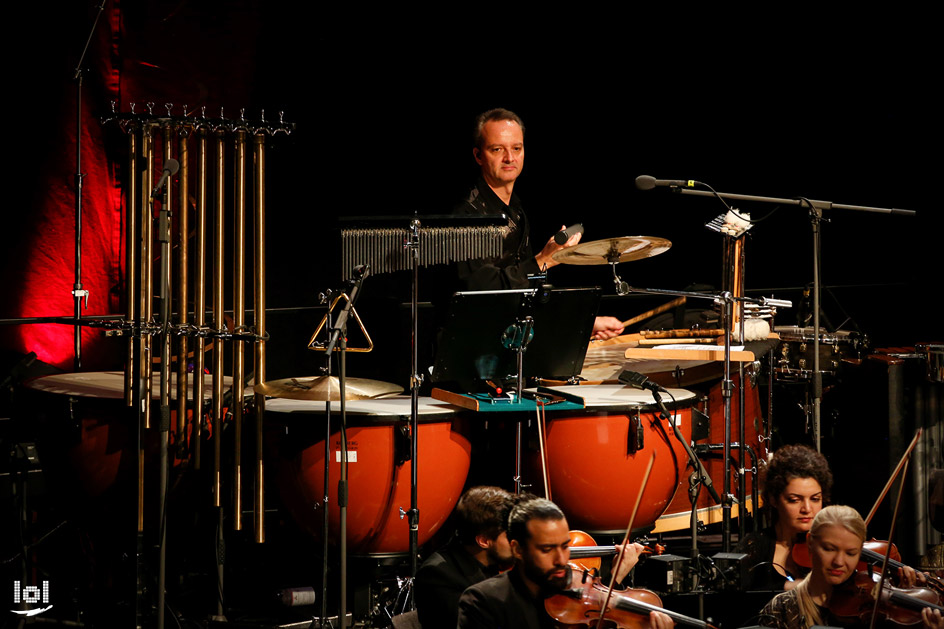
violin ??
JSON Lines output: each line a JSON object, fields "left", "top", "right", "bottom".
{"left": 568, "top": 530, "right": 666, "bottom": 573}
{"left": 828, "top": 565, "right": 944, "bottom": 626}
{"left": 545, "top": 566, "right": 715, "bottom": 629}
{"left": 792, "top": 534, "right": 944, "bottom": 596}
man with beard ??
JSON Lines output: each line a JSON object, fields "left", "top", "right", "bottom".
{"left": 414, "top": 486, "right": 516, "bottom": 628}
{"left": 456, "top": 497, "right": 674, "bottom": 629}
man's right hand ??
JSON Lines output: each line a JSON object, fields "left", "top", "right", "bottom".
{"left": 535, "top": 225, "right": 581, "bottom": 270}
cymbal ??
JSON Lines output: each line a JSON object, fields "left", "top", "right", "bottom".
{"left": 254, "top": 376, "right": 403, "bottom": 401}
{"left": 552, "top": 236, "right": 672, "bottom": 265}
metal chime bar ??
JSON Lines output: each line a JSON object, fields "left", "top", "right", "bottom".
{"left": 105, "top": 104, "right": 288, "bottom": 627}
{"left": 125, "top": 132, "right": 137, "bottom": 408}
{"left": 142, "top": 132, "right": 154, "bottom": 430}
{"left": 212, "top": 130, "right": 225, "bottom": 508}
{"left": 193, "top": 129, "right": 207, "bottom": 471}
{"left": 339, "top": 224, "right": 505, "bottom": 279}
{"left": 232, "top": 130, "right": 247, "bottom": 531}
{"left": 253, "top": 133, "right": 266, "bottom": 543}
{"left": 176, "top": 128, "right": 190, "bottom": 452}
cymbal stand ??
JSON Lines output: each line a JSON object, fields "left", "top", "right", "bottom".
{"left": 70, "top": 0, "right": 107, "bottom": 371}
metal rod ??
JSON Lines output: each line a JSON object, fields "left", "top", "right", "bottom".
{"left": 252, "top": 133, "right": 266, "bottom": 543}
{"left": 177, "top": 129, "right": 190, "bottom": 455}
{"left": 232, "top": 130, "right": 247, "bottom": 531}
{"left": 142, "top": 131, "right": 154, "bottom": 429}
{"left": 193, "top": 130, "right": 208, "bottom": 470}
{"left": 125, "top": 132, "right": 138, "bottom": 407}
{"left": 212, "top": 131, "right": 225, "bottom": 509}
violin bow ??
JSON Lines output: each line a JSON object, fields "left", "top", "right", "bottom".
{"left": 865, "top": 428, "right": 922, "bottom": 527}
{"left": 594, "top": 450, "right": 657, "bottom": 629}
{"left": 535, "top": 399, "right": 552, "bottom": 500}
{"left": 867, "top": 428, "right": 920, "bottom": 629}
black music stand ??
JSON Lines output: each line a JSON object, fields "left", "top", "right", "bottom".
{"left": 432, "top": 287, "right": 601, "bottom": 393}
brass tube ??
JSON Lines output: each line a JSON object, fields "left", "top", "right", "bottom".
{"left": 176, "top": 131, "right": 189, "bottom": 453}
{"left": 142, "top": 130, "right": 154, "bottom": 430}
{"left": 125, "top": 132, "right": 137, "bottom": 407}
{"left": 212, "top": 131, "right": 225, "bottom": 508}
{"left": 193, "top": 130, "right": 207, "bottom": 471}
{"left": 252, "top": 133, "right": 266, "bottom": 543}
{"left": 232, "top": 130, "right": 247, "bottom": 530}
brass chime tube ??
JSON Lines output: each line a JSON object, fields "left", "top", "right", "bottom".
{"left": 193, "top": 130, "right": 208, "bottom": 471}
{"left": 176, "top": 131, "right": 190, "bottom": 451}
{"left": 160, "top": 125, "right": 176, "bottom": 431}
{"left": 212, "top": 132, "right": 225, "bottom": 508}
{"left": 141, "top": 130, "right": 154, "bottom": 430}
{"left": 252, "top": 133, "right": 266, "bottom": 543}
{"left": 125, "top": 132, "right": 138, "bottom": 407}
{"left": 232, "top": 130, "right": 247, "bottom": 531}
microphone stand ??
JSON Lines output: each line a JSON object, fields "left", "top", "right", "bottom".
{"left": 649, "top": 182, "right": 915, "bottom": 452}
{"left": 70, "top": 0, "right": 107, "bottom": 370}
{"left": 153, "top": 166, "right": 174, "bottom": 629}
{"left": 611, "top": 279, "right": 790, "bottom": 550}
{"left": 324, "top": 266, "right": 369, "bottom": 629}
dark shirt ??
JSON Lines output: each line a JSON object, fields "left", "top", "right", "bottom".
{"left": 457, "top": 568, "right": 556, "bottom": 629}
{"left": 414, "top": 539, "right": 493, "bottom": 629}
{"left": 455, "top": 178, "right": 540, "bottom": 291}
{"left": 739, "top": 527, "right": 809, "bottom": 590}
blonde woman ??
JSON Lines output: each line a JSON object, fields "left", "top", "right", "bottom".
{"left": 760, "top": 505, "right": 943, "bottom": 628}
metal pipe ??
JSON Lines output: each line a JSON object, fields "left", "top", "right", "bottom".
{"left": 142, "top": 130, "right": 154, "bottom": 429}
{"left": 193, "top": 129, "right": 208, "bottom": 471}
{"left": 212, "top": 131, "right": 225, "bottom": 508}
{"left": 125, "top": 132, "right": 137, "bottom": 408}
{"left": 232, "top": 130, "right": 247, "bottom": 531}
{"left": 252, "top": 133, "right": 266, "bottom": 543}
{"left": 177, "top": 130, "right": 190, "bottom": 455}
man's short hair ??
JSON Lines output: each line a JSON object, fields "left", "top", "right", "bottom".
{"left": 473, "top": 108, "right": 525, "bottom": 150}
{"left": 507, "top": 497, "right": 565, "bottom": 544}
{"left": 454, "top": 486, "right": 514, "bottom": 545}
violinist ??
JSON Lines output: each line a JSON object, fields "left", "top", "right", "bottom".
{"left": 456, "top": 497, "right": 674, "bottom": 629}
{"left": 740, "top": 444, "right": 832, "bottom": 589}
{"left": 759, "top": 505, "right": 944, "bottom": 629}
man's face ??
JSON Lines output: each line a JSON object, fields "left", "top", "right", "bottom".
{"left": 474, "top": 119, "right": 524, "bottom": 189}
{"left": 513, "top": 517, "right": 570, "bottom": 594}
{"left": 485, "top": 531, "right": 515, "bottom": 571}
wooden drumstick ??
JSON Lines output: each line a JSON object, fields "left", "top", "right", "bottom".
{"left": 621, "top": 296, "right": 686, "bottom": 328}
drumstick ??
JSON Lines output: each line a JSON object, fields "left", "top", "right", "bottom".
{"left": 620, "top": 296, "right": 687, "bottom": 328}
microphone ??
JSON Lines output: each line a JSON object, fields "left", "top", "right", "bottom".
{"left": 554, "top": 223, "right": 584, "bottom": 245}
{"left": 635, "top": 175, "right": 695, "bottom": 191}
{"left": 150, "top": 158, "right": 180, "bottom": 198}
{"left": 618, "top": 369, "right": 667, "bottom": 393}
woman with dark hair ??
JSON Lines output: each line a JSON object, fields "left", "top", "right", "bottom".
{"left": 741, "top": 444, "right": 833, "bottom": 588}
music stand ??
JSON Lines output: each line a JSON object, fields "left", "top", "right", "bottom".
{"left": 432, "top": 287, "right": 601, "bottom": 392}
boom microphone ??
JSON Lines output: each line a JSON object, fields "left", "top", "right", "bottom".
{"left": 635, "top": 175, "right": 695, "bottom": 191}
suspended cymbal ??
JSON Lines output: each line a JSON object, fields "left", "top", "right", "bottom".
{"left": 552, "top": 236, "right": 672, "bottom": 265}
{"left": 254, "top": 376, "right": 403, "bottom": 401}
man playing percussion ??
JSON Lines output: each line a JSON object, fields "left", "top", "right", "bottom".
{"left": 456, "top": 108, "right": 623, "bottom": 341}
{"left": 457, "top": 497, "right": 674, "bottom": 629}
{"left": 414, "top": 486, "right": 516, "bottom": 628}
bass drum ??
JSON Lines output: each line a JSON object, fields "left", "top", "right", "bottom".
{"left": 266, "top": 396, "right": 471, "bottom": 556}
{"left": 23, "top": 370, "right": 227, "bottom": 498}
{"left": 530, "top": 385, "right": 696, "bottom": 533}
{"left": 654, "top": 372, "right": 767, "bottom": 533}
